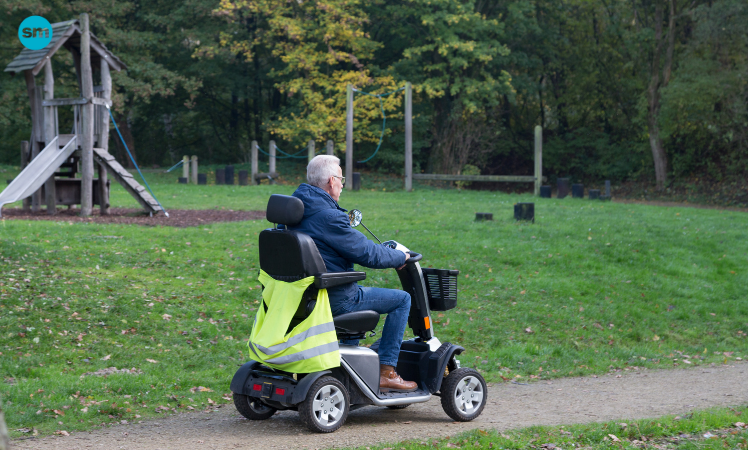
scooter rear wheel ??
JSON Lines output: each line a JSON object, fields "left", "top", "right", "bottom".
{"left": 233, "top": 393, "right": 277, "bottom": 420}
{"left": 298, "top": 376, "right": 350, "bottom": 433}
{"left": 440, "top": 368, "right": 487, "bottom": 422}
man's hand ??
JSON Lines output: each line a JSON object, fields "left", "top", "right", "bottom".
{"left": 396, "top": 252, "right": 410, "bottom": 271}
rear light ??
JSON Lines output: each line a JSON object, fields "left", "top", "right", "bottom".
{"left": 424, "top": 317, "right": 431, "bottom": 329}
{"left": 275, "top": 388, "right": 285, "bottom": 396}
{"left": 252, "top": 384, "right": 262, "bottom": 391}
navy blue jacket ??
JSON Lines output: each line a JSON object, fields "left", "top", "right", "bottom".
{"left": 290, "top": 183, "right": 406, "bottom": 305}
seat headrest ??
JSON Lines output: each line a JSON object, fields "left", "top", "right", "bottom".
{"left": 266, "top": 194, "right": 304, "bottom": 226}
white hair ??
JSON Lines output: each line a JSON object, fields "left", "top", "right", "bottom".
{"left": 307, "top": 155, "right": 341, "bottom": 188}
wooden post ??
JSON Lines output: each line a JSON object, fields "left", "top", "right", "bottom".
{"left": 269, "top": 140, "right": 276, "bottom": 185}
{"left": 20, "top": 141, "right": 30, "bottom": 211}
{"left": 534, "top": 125, "right": 543, "bottom": 197}
{"left": 326, "top": 140, "right": 334, "bottom": 156}
{"left": 79, "top": 13, "right": 94, "bottom": 216}
{"left": 405, "top": 82, "right": 413, "bottom": 192}
{"left": 43, "top": 60, "right": 57, "bottom": 214}
{"left": 182, "top": 155, "right": 189, "bottom": 179}
{"left": 99, "top": 58, "right": 111, "bottom": 215}
{"left": 24, "top": 70, "right": 42, "bottom": 211}
{"left": 191, "top": 156, "right": 198, "bottom": 184}
{"left": 251, "top": 140, "right": 258, "bottom": 185}
{"left": 345, "top": 84, "right": 353, "bottom": 190}
{"left": 308, "top": 140, "right": 315, "bottom": 162}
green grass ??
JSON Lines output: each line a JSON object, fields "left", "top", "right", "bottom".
{"left": 344, "top": 407, "right": 748, "bottom": 450}
{"left": 1, "top": 163, "right": 747, "bottom": 437}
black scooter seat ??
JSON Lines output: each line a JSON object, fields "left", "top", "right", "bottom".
{"left": 333, "top": 310, "right": 379, "bottom": 334}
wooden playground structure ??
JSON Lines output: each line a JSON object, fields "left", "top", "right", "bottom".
{"left": 0, "top": 13, "right": 162, "bottom": 217}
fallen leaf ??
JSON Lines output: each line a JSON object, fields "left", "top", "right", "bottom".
{"left": 190, "top": 386, "right": 213, "bottom": 393}
{"left": 609, "top": 434, "right": 620, "bottom": 442}
{"left": 524, "top": 327, "right": 534, "bottom": 334}
{"left": 403, "top": 421, "right": 412, "bottom": 424}
{"left": 55, "top": 430, "right": 70, "bottom": 436}
{"left": 53, "top": 409, "right": 65, "bottom": 416}
{"left": 102, "top": 354, "right": 111, "bottom": 361}
{"left": 207, "top": 398, "right": 215, "bottom": 405}
{"left": 162, "top": 314, "right": 172, "bottom": 321}
{"left": 146, "top": 359, "right": 158, "bottom": 363}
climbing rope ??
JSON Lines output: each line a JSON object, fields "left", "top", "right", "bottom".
{"left": 108, "top": 107, "right": 169, "bottom": 217}
{"left": 256, "top": 145, "right": 308, "bottom": 159}
{"left": 352, "top": 86, "right": 405, "bottom": 163}
{"left": 165, "top": 159, "right": 184, "bottom": 172}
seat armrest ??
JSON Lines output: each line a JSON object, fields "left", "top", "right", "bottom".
{"left": 314, "top": 271, "right": 366, "bottom": 289}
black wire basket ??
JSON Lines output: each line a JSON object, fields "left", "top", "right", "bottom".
{"left": 421, "top": 268, "right": 460, "bottom": 311}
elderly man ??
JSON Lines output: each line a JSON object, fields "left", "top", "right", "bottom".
{"left": 290, "top": 155, "right": 417, "bottom": 392}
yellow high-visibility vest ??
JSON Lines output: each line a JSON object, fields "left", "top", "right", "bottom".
{"left": 247, "top": 270, "right": 340, "bottom": 372}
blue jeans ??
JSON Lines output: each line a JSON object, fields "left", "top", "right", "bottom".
{"left": 331, "top": 286, "right": 411, "bottom": 367}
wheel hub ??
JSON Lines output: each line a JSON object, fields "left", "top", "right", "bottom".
{"left": 453, "top": 376, "right": 484, "bottom": 414}
{"left": 312, "top": 384, "right": 345, "bottom": 426}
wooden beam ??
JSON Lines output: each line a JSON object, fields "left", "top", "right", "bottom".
{"left": 326, "top": 139, "right": 333, "bottom": 156}
{"left": 269, "top": 141, "right": 276, "bottom": 185}
{"left": 24, "top": 70, "right": 42, "bottom": 211}
{"left": 251, "top": 140, "right": 258, "bottom": 186}
{"left": 99, "top": 57, "right": 111, "bottom": 215}
{"left": 79, "top": 13, "right": 94, "bottom": 216}
{"left": 41, "top": 97, "right": 111, "bottom": 107}
{"left": 308, "top": 139, "right": 315, "bottom": 163}
{"left": 413, "top": 174, "right": 546, "bottom": 183}
{"left": 534, "top": 125, "right": 543, "bottom": 196}
{"left": 44, "top": 60, "right": 57, "bottom": 214}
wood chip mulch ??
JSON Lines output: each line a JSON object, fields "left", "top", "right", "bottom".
{"left": 0, "top": 207, "right": 265, "bottom": 227}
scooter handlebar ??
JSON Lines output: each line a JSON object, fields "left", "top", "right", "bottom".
{"left": 406, "top": 251, "right": 422, "bottom": 263}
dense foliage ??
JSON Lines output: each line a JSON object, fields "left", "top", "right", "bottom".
{"left": 0, "top": 0, "right": 746, "bottom": 187}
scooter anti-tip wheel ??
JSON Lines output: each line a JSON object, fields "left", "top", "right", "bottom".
{"left": 233, "top": 393, "right": 277, "bottom": 420}
{"left": 298, "top": 376, "right": 350, "bottom": 433}
{"left": 440, "top": 368, "right": 487, "bottom": 422}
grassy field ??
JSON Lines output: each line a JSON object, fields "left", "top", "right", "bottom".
{"left": 1, "top": 163, "right": 747, "bottom": 437}
{"left": 345, "top": 407, "right": 748, "bottom": 450}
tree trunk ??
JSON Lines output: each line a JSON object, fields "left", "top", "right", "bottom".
{"left": 646, "top": 0, "right": 676, "bottom": 191}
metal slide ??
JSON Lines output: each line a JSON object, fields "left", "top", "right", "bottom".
{"left": 0, "top": 136, "right": 77, "bottom": 217}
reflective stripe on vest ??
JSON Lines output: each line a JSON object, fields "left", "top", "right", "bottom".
{"left": 254, "top": 322, "right": 335, "bottom": 355}
{"left": 265, "top": 341, "right": 340, "bottom": 365}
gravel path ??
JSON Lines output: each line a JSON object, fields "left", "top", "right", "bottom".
{"left": 14, "top": 363, "right": 747, "bottom": 450}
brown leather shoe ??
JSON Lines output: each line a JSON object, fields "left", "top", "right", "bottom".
{"left": 379, "top": 365, "right": 418, "bottom": 392}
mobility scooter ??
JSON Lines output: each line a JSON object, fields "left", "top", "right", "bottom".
{"left": 230, "top": 195, "right": 487, "bottom": 432}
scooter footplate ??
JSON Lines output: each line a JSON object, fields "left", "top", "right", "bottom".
{"left": 377, "top": 388, "right": 429, "bottom": 399}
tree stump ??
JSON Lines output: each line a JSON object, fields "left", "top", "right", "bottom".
{"left": 215, "top": 168, "right": 225, "bottom": 185}
{"left": 178, "top": 177, "right": 187, "bottom": 184}
{"left": 589, "top": 189, "right": 600, "bottom": 200}
{"left": 225, "top": 165, "right": 235, "bottom": 185}
{"left": 352, "top": 172, "right": 361, "bottom": 191}
{"left": 475, "top": 212, "right": 493, "bottom": 221}
{"left": 557, "top": 178, "right": 570, "bottom": 199}
{"left": 540, "top": 185, "right": 551, "bottom": 198}
{"left": 514, "top": 203, "right": 535, "bottom": 223}
{"left": 572, "top": 183, "right": 584, "bottom": 198}
{"left": 238, "top": 170, "right": 248, "bottom": 186}
{"left": 198, "top": 173, "right": 207, "bottom": 185}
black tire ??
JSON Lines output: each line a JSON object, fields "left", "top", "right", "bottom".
{"left": 440, "top": 368, "right": 487, "bottom": 422}
{"left": 298, "top": 376, "right": 349, "bottom": 433}
{"left": 233, "top": 393, "right": 277, "bottom": 420}
{"left": 386, "top": 404, "right": 410, "bottom": 410}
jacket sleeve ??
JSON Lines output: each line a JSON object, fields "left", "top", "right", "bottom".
{"left": 318, "top": 210, "right": 406, "bottom": 269}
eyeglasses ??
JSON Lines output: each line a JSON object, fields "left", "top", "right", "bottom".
{"left": 333, "top": 175, "right": 346, "bottom": 186}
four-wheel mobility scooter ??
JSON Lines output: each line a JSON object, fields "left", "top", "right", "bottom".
{"left": 231, "top": 194, "right": 487, "bottom": 432}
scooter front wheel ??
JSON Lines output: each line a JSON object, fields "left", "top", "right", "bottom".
{"left": 233, "top": 393, "right": 277, "bottom": 420}
{"left": 440, "top": 368, "right": 487, "bottom": 421}
{"left": 298, "top": 376, "right": 350, "bottom": 433}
